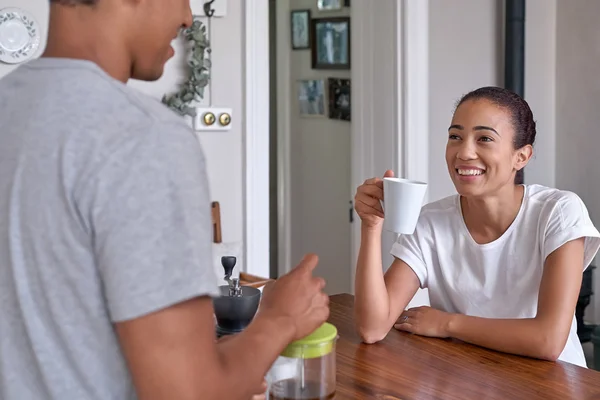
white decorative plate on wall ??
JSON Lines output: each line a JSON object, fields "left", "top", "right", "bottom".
{"left": 0, "top": 7, "right": 40, "bottom": 64}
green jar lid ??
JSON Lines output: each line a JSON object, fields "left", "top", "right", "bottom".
{"left": 281, "top": 322, "right": 338, "bottom": 359}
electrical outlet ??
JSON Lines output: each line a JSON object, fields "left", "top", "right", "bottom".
{"left": 194, "top": 107, "right": 233, "bottom": 131}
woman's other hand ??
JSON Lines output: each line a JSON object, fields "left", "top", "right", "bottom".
{"left": 394, "top": 306, "right": 454, "bottom": 339}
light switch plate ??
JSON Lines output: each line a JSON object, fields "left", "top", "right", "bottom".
{"left": 203, "top": 0, "right": 227, "bottom": 17}
{"left": 194, "top": 107, "right": 233, "bottom": 131}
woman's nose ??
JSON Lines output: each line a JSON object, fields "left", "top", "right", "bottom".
{"left": 456, "top": 141, "right": 477, "bottom": 160}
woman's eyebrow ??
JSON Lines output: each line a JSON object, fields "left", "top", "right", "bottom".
{"left": 448, "top": 124, "right": 499, "bottom": 135}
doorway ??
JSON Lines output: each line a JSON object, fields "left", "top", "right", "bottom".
{"left": 270, "top": 0, "right": 352, "bottom": 295}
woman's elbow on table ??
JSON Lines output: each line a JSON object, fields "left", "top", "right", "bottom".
{"left": 356, "top": 325, "right": 388, "bottom": 344}
{"left": 353, "top": 309, "right": 389, "bottom": 344}
{"left": 535, "top": 331, "right": 568, "bottom": 362}
{"left": 538, "top": 348, "right": 561, "bottom": 362}
{"left": 521, "top": 319, "right": 569, "bottom": 362}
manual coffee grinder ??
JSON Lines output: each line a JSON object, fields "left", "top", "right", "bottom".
{"left": 213, "top": 256, "right": 262, "bottom": 338}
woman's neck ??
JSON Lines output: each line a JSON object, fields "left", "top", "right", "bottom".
{"left": 460, "top": 184, "right": 525, "bottom": 244}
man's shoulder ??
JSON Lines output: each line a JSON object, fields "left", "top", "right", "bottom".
{"left": 119, "top": 83, "right": 191, "bottom": 130}
{"left": 1, "top": 58, "right": 201, "bottom": 184}
{"left": 8, "top": 58, "right": 191, "bottom": 135}
{"left": 93, "top": 74, "right": 192, "bottom": 136}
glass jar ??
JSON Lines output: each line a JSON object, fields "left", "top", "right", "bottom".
{"left": 266, "top": 322, "right": 338, "bottom": 400}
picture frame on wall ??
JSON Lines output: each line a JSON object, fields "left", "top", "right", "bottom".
{"left": 328, "top": 78, "right": 351, "bottom": 121}
{"left": 317, "top": 0, "right": 343, "bottom": 11}
{"left": 298, "top": 79, "right": 326, "bottom": 117}
{"left": 311, "top": 17, "right": 351, "bottom": 70}
{"left": 290, "top": 9, "right": 311, "bottom": 50}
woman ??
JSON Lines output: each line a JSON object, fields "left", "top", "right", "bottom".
{"left": 353, "top": 86, "right": 600, "bottom": 367}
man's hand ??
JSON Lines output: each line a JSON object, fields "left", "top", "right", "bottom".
{"left": 115, "top": 253, "right": 329, "bottom": 400}
{"left": 258, "top": 254, "right": 330, "bottom": 341}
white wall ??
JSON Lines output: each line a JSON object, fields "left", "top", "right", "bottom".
{"left": 427, "top": 0, "right": 557, "bottom": 201}
{"left": 1, "top": 0, "right": 248, "bottom": 281}
{"left": 349, "top": 0, "right": 430, "bottom": 306}
{"left": 354, "top": 0, "right": 402, "bottom": 274}
{"left": 523, "top": 0, "right": 557, "bottom": 189}
{"left": 428, "top": 0, "right": 503, "bottom": 202}
{"left": 555, "top": 0, "right": 600, "bottom": 323}
{"left": 131, "top": 2, "right": 245, "bottom": 259}
{"left": 349, "top": 0, "right": 399, "bottom": 276}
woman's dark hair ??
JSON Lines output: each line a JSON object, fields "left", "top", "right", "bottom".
{"left": 455, "top": 86, "right": 536, "bottom": 184}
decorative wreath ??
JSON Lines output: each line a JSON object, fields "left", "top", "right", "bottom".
{"left": 162, "top": 16, "right": 211, "bottom": 117}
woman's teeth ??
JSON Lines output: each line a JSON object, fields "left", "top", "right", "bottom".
{"left": 457, "top": 169, "right": 484, "bottom": 176}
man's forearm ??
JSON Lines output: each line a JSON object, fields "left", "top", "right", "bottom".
{"left": 447, "top": 314, "right": 563, "bottom": 361}
{"left": 215, "top": 312, "right": 295, "bottom": 399}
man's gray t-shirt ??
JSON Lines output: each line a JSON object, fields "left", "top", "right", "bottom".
{"left": 0, "top": 58, "right": 220, "bottom": 399}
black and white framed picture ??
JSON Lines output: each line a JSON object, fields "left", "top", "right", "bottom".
{"left": 311, "top": 17, "right": 350, "bottom": 69}
{"left": 317, "top": 0, "right": 343, "bottom": 11}
{"left": 328, "top": 78, "right": 351, "bottom": 121}
{"left": 298, "top": 79, "right": 326, "bottom": 117}
{"left": 290, "top": 9, "right": 311, "bottom": 50}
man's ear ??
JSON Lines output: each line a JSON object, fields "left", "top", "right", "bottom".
{"left": 515, "top": 144, "right": 533, "bottom": 171}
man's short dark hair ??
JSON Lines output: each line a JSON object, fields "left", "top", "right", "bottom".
{"left": 50, "top": 0, "right": 99, "bottom": 5}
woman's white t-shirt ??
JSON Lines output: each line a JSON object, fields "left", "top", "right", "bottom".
{"left": 390, "top": 184, "right": 600, "bottom": 367}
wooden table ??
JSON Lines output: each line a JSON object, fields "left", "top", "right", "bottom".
{"left": 329, "top": 294, "right": 600, "bottom": 399}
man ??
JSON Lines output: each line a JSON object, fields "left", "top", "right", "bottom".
{"left": 0, "top": 1, "right": 329, "bottom": 399}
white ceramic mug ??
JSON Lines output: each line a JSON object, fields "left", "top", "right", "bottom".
{"left": 381, "top": 177, "right": 428, "bottom": 234}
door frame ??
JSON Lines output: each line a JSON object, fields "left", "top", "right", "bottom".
{"left": 264, "top": 0, "right": 429, "bottom": 280}
{"left": 243, "top": 0, "right": 271, "bottom": 279}
{"left": 274, "top": 0, "right": 293, "bottom": 276}
{"left": 349, "top": 0, "right": 430, "bottom": 292}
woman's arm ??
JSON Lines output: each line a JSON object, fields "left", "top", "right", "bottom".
{"left": 398, "top": 238, "right": 585, "bottom": 361}
{"left": 354, "top": 226, "right": 420, "bottom": 343}
{"left": 353, "top": 171, "right": 423, "bottom": 344}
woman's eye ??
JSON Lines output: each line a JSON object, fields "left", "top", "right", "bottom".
{"left": 448, "top": 134, "right": 460, "bottom": 140}
{"left": 479, "top": 136, "right": 493, "bottom": 142}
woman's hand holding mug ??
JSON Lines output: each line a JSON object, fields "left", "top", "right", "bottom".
{"left": 354, "top": 170, "right": 396, "bottom": 230}
{"left": 355, "top": 170, "right": 428, "bottom": 235}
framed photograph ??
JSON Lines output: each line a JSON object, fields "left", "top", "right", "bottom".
{"left": 311, "top": 17, "right": 351, "bottom": 70}
{"left": 290, "top": 9, "right": 311, "bottom": 50}
{"left": 298, "top": 79, "right": 326, "bottom": 117}
{"left": 317, "top": 0, "right": 343, "bottom": 10}
{"left": 328, "top": 78, "right": 351, "bottom": 121}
